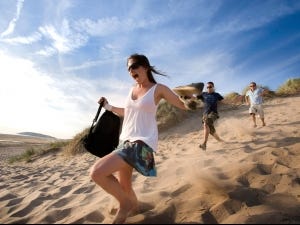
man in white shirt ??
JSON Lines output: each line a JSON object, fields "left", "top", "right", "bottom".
{"left": 245, "top": 82, "right": 266, "bottom": 127}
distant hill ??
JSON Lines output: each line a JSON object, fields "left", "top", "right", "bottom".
{"left": 18, "top": 132, "right": 57, "bottom": 139}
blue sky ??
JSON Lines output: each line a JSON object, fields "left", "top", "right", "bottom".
{"left": 1, "top": 0, "right": 299, "bottom": 139}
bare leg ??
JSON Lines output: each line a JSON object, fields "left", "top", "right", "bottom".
{"left": 261, "top": 118, "right": 266, "bottom": 126}
{"left": 118, "top": 166, "right": 138, "bottom": 215}
{"left": 212, "top": 133, "right": 224, "bottom": 142}
{"left": 251, "top": 114, "right": 257, "bottom": 127}
{"left": 200, "top": 122, "right": 209, "bottom": 150}
{"left": 90, "top": 153, "right": 136, "bottom": 224}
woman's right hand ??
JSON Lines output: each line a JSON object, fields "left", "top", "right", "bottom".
{"left": 98, "top": 97, "right": 108, "bottom": 105}
{"left": 98, "top": 97, "right": 113, "bottom": 111}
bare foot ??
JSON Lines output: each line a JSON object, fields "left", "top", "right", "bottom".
{"left": 132, "top": 196, "right": 139, "bottom": 209}
{"left": 199, "top": 143, "right": 206, "bottom": 151}
{"left": 127, "top": 192, "right": 138, "bottom": 216}
{"left": 112, "top": 201, "right": 135, "bottom": 224}
{"left": 128, "top": 202, "right": 139, "bottom": 216}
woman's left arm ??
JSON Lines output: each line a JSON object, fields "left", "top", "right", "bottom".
{"left": 155, "top": 84, "right": 188, "bottom": 110}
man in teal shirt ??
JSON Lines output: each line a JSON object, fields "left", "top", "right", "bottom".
{"left": 197, "top": 81, "right": 224, "bottom": 150}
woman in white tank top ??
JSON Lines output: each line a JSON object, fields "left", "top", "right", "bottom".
{"left": 89, "top": 54, "right": 191, "bottom": 224}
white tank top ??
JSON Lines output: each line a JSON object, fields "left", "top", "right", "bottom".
{"left": 120, "top": 84, "right": 158, "bottom": 151}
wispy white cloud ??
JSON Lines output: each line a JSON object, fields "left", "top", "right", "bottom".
{"left": 74, "top": 16, "right": 162, "bottom": 37}
{"left": 101, "top": 44, "right": 122, "bottom": 57}
{"left": 0, "top": 0, "right": 24, "bottom": 37}
{"left": 64, "top": 58, "right": 113, "bottom": 72}
{"left": 167, "top": 51, "right": 236, "bottom": 88}
{"left": 36, "top": 46, "right": 57, "bottom": 57}
{"left": 38, "top": 19, "right": 88, "bottom": 55}
{"left": 0, "top": 32, "right": 41, "bottom": 44}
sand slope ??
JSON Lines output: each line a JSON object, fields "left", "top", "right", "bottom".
{"left": 1, "top": 96, "right": 299, "bottom": 224}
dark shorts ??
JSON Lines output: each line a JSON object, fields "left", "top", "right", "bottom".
{"left": 116, "top": 141, "right": 157, "bottom": 177}
{"left": 202, "top": 112, "right": 219, "bottom": 135}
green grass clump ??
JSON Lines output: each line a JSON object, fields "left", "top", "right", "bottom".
{"left": 62, "top": 128, "right": 89, "bottom": 156}
{"left": 8, "top": 140, "right": 69, "bottom": 164}
{"left": 8, "top": 148, "right": 36, "bottom": 163}
{"left": 223, "top": 92, "right": 244, "bottom": 105}
{"left": 156, "top": 99, "right": 190, "bottom": 132}
{"left": 276, "top": 78, "right": 300, "bottom": 96}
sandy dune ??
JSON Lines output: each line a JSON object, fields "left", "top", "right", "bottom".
{"left": 1, "top": 96, "right": 299, "bottom": 224}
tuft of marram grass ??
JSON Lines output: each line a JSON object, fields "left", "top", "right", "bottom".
{"left": 276, "top": 78, "right": 300, "bottom": 96}
{"left": 62, "top": 128, "right": 89, "bottom": 156}
{"left": 8, "top": 140, "right": 69, "bottom": 164}
{"left": 156, "top": 99, "right": 191, "bottom": 132}
{"left": 8, "top": 148, "right": 36, "bottom": 163}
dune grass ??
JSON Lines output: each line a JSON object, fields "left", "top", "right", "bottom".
{"left": 223, "top": 92, "right": 244, "bottom": 105}
{"left": 276, "top": 78, "right": 300, "bottom": 96}
{"left": 8, "top": 148, "right": 36, "bottom": 164}
{"left": 62, "top": 128, "right": 89, "bottom": 156}
{"left": 8, "top": 141, "right": 69, "bottom": 164}
{"left": 156, "top": 99, "right": 193, "bottom": 132}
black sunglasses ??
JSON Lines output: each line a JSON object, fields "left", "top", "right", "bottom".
{"left": 132, "top": 74, "right": 139, "bottom": 79}
{"left": 207, "top": 86, "right": 213, "bottom": 89}
{"left": 128, "top": 62, "right": 141, "bottom": 71}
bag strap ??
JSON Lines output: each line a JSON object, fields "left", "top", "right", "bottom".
{"left": 93, "top": 102, "right": 104, "bottom": 123}
{"left": 88, "top": 102, "right": 104, "bottom": 135}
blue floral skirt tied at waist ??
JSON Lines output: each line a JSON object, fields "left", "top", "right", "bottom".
{"left": 116, "top": 140, "right": 157, "bottom": 177}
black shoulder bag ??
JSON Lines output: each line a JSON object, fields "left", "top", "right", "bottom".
{"left": 82, "top": 103, "right": 121, "bottom": 157}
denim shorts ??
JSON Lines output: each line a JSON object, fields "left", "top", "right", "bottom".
{"left": 116, "top": 140, "right": 157, "bottom": 177}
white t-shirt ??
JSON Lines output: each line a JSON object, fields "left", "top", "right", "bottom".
{"left": 246, "top": 87, "right": 264, "bottom": 105}
{"left": 120, "top": 84, "right": 158, "bottom": 151}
